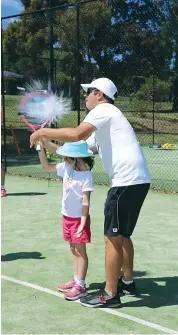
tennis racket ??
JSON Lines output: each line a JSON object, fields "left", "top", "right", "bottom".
{"left": 18, "top": 88, "right": 72, "bottom": 151}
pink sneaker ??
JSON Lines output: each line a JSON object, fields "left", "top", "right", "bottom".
{"left": 57, "top": 279, "right": 75, "bottom": 292}
{"left": 64, "top": 283, "right": 88, "bottom": 301}
{"left": 1, "top": 189, "right": 7, "bottom": 197}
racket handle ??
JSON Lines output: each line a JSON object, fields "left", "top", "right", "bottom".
{"left": 36, "top": 143, "right": 41, "bottom": 151}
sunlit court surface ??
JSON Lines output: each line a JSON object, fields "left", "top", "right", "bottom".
{"left": 1, "top": 175, "right": 178, "bottom": 334}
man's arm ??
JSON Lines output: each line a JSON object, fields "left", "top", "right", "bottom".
{"left": 30, "top": 122, "right": 96, "bottom": 148}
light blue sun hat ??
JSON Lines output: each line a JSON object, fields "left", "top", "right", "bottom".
{"left": 56, "top": 140, "right": 93, "bottom": 157}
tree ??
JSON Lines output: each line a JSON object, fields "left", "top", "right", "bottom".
{"left": 20, "top": 0, "right": 68, "bottom": 10}
{"left": 2, "top": 15, "right": 52, "bottom": 80}
{"left": 166, "top": 0, "right": 178, "bottom": 111}
{"left": 52, "top": 2, "right": 124, "bottom": 84}
{"left": 135, "top": 76, "right": 171, "bottom": 102}
{"left": 3, "top": 0, "right": 177, "bottom": 102}
{"left": 109, "top": 1, "right": 172, "bottom": 82}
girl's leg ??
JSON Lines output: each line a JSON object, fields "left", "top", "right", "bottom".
{"left": 64, "top": 243, "right": 88, "bottom": 300}
{"left": 57, "top": 242, "right": 76, "bottom": 292}
{"left": 74, "top": 243, "right": 88, "bottom": 281}
{"left": 70, "top": 242, "right": 78, "bottom": 280}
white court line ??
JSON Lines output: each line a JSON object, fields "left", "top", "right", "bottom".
{"left": 2, "top": 275, "right": 178, "bottom": 335}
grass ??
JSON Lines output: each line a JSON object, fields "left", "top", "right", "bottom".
{"left": 3, "top": 94, "right": 178, "bottom": 148}
{"left": 5, "top": 147, "right": 178, "bottom": 193}
{"left": 115, "top": 96, "right": 173, "bottom": 113}
{"left": 3, "top": 94, "right": 178, "bottom": 128}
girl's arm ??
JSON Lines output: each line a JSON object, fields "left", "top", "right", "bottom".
{"left": 40, "top": 138, "right": 59, "bottom": 154}
{"left": 38, "top": 146, "right": 57, "bottom": 173}
{"left": 75, "top": 191, "right": 91, "bottom": 237}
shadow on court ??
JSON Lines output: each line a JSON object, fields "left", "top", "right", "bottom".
{"left": 87, "top": 270, "right": 147, "bottom": 290}
{"left": 123, "top": 276, "right": 178, "bottom": 308}
{"left": 88, "top": 275, "right": 178, "bottom": 308}
{"left": 1, "top": 252, "right": 46, "bottom": 262}
{"left": 6, "top": 192, "right": 47, "bottom": 196}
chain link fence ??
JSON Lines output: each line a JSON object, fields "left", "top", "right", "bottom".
{"left": 1, "top": 0, "right": 178, "bottom": 192}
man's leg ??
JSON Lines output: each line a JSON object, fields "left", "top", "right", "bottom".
{"left": 105, "top": 235, "right": 123, "bottom": 295}
{"left": 80, "top": 187, "right": 123, "bottom": 308}
{"left": 118, "top": 237, "right": 137, "bottom": 296}
{"left": 80, "top": 234, "right": 122, "bottom": 307}
{"left": 122, "top": 237, "right": 134, "bottom": 281}
{"left": 119, "top": 184, "right": 150, "bottom": 296}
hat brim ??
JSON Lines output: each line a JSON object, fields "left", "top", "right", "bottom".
{"left": 81, "top": 83, "right": 93, "bottom": 92}
{"left": 81, "top": 83, "right": 115, "bottom": 100}
{"left": 56, "top": 147, "right": 93, "bottom": 157}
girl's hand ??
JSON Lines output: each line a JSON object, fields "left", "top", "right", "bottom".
{"left": 74, "top": 226, "right": 84, "bottom": 238}
{"left": 30, "top": 129, "right": 45, "bottom": 147}
{"left": 35, "top": 141, "right": 43, "bottom": 150}
{"left": 40, "top": 137, "right": 50, "bottom": 148}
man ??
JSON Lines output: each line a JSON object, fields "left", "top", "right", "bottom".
{"left": 30, "top": 77, "right": 151, "bottom": 308}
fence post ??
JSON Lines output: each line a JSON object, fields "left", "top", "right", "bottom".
{"left": 152, "top": 74, "right": 155, "bottom": 145}
{"left": 49, "top": 1, "right": 54, "bottom": 92}
{"left": 1, "top": 22, "right": 7, "bottom": 172}
{"left": 76, "top": 5, "right": 81, "bottom": 125}
{"left": 54, "top": 59, "right": 57, "bottom": 86}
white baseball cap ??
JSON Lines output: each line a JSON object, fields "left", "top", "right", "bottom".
{"left": 81, "top": 77, "right": 118, "bottom": 100}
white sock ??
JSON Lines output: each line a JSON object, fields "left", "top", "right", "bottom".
{"left": 76, "top": 278, "right": 85, "bottom": 288}
{"left": 122, "top": 278, "right": 133, "bottom": 285}
{"left": 1, "top": 185, "right": 5, "bottom": 190}
{"left": 74, "top": 274, "right": 78, "bottom": 282}
{"left": 105, "top": 290, "right": 116, "bottom": 297}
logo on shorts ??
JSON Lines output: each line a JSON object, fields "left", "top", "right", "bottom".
{"left": 113, "top": 228, "right": 118, "bottom": 232}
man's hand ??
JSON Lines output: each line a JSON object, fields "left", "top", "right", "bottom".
{"left": 30, "top": 129, "right": 45, "bottom": 148}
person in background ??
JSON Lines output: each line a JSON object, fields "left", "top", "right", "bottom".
{"left": 1, "top": 164, "right": 7, "bottom": 197}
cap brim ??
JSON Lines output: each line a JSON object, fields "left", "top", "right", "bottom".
{"left": 81, "top": 83, "right": 116, "bottom": 100}
{"left": 56, "top": 147, "right": 93, "bottom": 157}
{"left": 81, "top": 83, "right": 93, "bottom": 92}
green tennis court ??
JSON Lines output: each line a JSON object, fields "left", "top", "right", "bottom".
{"left": 1, "top": 175, "right": 178, "bottom": 334}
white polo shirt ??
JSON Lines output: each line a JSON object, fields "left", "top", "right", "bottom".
{"left": 84, "top": 103, "right": 151, "bottom": 187}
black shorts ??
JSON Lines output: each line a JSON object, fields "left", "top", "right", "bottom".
{"left": 104, "top": 183, "right": 150, "bottom": 238}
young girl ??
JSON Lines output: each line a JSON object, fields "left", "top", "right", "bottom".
{"left": 38, "top": 140, "right": 94, "bottom": 301}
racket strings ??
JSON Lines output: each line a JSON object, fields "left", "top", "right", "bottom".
{"left": 20, "top": 92, "right": 72, "bottom": 127}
